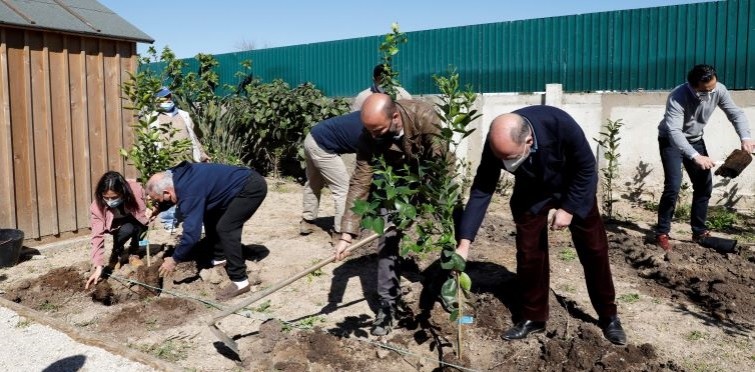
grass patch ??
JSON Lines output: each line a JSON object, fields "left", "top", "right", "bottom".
{"left": 685, "top": 330, "right": 708, "bottom": 341}
{"left": 133, "top": 340, "right": 189, "bottom": 362}
{"left": 37, "top": 300, "right": 60, "bottom": 312}
{"left": 307, "top": 260, "right": 324, "bottom": 282}
{"left": 618, "top": 293, "right": 640, "bottom": 303}
{"left": 251, "top": 299, "right": 272, "bottom": 313}
{"left": 559, "top": 284, "right": 576, "bottom": 293}
{"left": 558, "top": 248, "right": 577, "bottom": 262}
{"left": 283, "top": 315, "right": 325, "bottom": 332}
{"left": 15, "top": 318, "right": 32, "bottom": 328}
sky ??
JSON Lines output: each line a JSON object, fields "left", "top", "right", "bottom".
{"left": 99, "top": 0, "right": 713, "bottom": 59}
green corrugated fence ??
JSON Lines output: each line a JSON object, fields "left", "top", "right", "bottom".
{"left": 146, "top": 0, "right": 754, "bottom": 96}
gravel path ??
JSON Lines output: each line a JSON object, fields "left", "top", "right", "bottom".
{"left": 0, "top": 306, "right": 154, "bottom": 372}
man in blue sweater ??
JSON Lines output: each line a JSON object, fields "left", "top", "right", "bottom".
{"left": 655, "top": 64, "right": 754, "bottom": 252}
{"left": 300, "top": 111, "right": 364, "bottom": 243}
{"left": 147, "top": 162, "right": 267, "bottom": 301}
{"left": 455, "top": 106, "right": 626, "bottom": 345}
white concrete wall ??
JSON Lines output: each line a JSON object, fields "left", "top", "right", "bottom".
{"left": 425, "top": 86, "right": 755, "bottom": 209}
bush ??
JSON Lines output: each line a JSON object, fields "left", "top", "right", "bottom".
{"left": 129, "top": 47, "right": 350, "bottom": 178}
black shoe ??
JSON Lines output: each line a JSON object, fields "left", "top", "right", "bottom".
{"left": 371, "top": 301, "right": 395, "bottom": 336}
{"left": 599, "top": 316, "right": 627, "bottom": 345}
{"left": 501, "top": 320, "right": 546, "bottom": 340}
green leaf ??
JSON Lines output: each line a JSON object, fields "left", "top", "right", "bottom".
{"left": 450, "top": 309, "right": 459, "bottom": 322}
{"left": 459, "top": 272, "right": 472, "bottom": 292}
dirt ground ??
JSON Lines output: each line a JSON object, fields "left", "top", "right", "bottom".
{"left": 1, "top": 180, "right": 754, "bottom": 371}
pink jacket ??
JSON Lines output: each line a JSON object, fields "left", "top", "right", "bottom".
{"left": 89, "top": 180, "right": 148, "bottom": 266}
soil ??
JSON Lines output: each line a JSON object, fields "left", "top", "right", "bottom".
{"left": 1, "top": 181, "right": 753, "bottom": 371}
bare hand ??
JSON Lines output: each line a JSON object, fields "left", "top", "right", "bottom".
{"left": 550, "top": 209, "right": 573, "bottom": 230}
{"left": 333, "top": 234, "right": 353, "bottom": 261}
{"left": 693, "top": 155, "right": 716, "bottom": 170}
{"left": 85, "top": 266, "right": 103, "bottom": 290}
{"left": 741, "top": 139, "right": 755, "bottom": 154}
{"left": 455, "top": 239, "right": 471, "bottom": 261}
{"left": 158, "top": 257, "right": 177, "bottom": 277}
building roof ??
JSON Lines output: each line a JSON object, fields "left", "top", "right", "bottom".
{"left": 0, "top": 0, "right": 153, "bottom": 43}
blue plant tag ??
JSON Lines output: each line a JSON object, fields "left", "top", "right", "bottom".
{"left": 457, "top": 315, "right": 474, "bottom": 324}
{"left": 139, "top": 239, "right": 149, "bottom": 247}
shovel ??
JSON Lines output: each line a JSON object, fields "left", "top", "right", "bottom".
{"left": 714, "top": 149, "right": 752, "bottom": 178}
{"left": 208, "top": 229, "right": 385, "bottom": 355}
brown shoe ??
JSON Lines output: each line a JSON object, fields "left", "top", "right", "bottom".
{"left": 656, "top": 234, "right": 671, "bottom": 252}
{"left": 692, "top": 230, "right": 711, "bottom": 244}
{"left": 300, "top": 219, "right": 317, "bottom": 235}
{"left": 216, "top": 282, "right": 250, "bottom": 301}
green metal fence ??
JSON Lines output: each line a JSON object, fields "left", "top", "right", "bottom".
{"left": 151, "top": 0, "right": 754, "bottom": 96}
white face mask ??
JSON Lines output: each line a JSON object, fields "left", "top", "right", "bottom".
{"left": 697, "top": 91, "right": 714, "bottom": 102}
{"left": 501, "top": 145, "right": 532, "bottom": 173}
{"left": 159, "top": 102, "right": 175, "bottom": 112}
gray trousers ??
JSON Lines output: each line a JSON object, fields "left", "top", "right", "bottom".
{"left": 302, "top": 134, "right": 350, "bottom": 232}
{"left": 377, "top": 223, "right": 402, "bottom": 305}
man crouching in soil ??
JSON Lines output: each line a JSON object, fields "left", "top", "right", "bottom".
{"left": 147, "top": 161, "right": 267, "bottom": 301}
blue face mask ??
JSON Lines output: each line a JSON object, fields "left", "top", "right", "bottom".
{"left": 105, "top": 198, "right": 123, "bottom": 208}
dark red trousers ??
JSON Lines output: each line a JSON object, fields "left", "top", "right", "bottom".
{"left": 513, "top": 199, "right": 617, "bottom": 321}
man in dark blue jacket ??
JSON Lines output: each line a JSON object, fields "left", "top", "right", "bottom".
{"left": 455, "top": 106, "right": 626, "bottom": 345}
{"left": 147, "top": 162, "right": 267, "bottom": 301}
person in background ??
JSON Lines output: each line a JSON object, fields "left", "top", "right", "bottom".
{"left": 350, "top": 64, "right": 412, "bottom": 112}
{"left": 147, "top": 161, "right": 267, "bottom": 301}
{"left": 300, "top": 111, "right": 364, "bottom": 244}
{"left": 152, "top": 87, "right": 211, "bottom": 230}
{"left": 655, "top": 64, "right": 754, "bottom": 252}
{"left": 455, "top": 107, "right": 627, "bottom": 345}
{"left": 86, "top": 171, "right": 148, "bottom": 289}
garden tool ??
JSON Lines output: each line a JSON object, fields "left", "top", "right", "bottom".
{"left": 208, "top": 228, "right": 388, "bottom": 355}
{"left": 714, "top": 149, "right": 752, "bottom": 178}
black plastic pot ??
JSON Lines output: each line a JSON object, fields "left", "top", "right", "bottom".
{"left": 0, "top": 229, "right": 24, "bottom": 268}
{"left": 697, "top": 236, "right": 738, "bottom": 254}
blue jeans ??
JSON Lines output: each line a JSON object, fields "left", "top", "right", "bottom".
{"left": 656, "top": 137, "right": 712, "bottom": 235}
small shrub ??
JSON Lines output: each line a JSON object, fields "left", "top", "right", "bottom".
{"left": 706, "top": 206, "right": 738, "bottom": 231}
{"left": 594, "top": 118, "right": 624, "bottom": 220}
{"left": 558, "top": 248, "right": 577, "bottom": 262}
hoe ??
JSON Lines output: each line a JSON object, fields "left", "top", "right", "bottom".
{"left": 208, "top": 229, "right": 386, "bottom": 355}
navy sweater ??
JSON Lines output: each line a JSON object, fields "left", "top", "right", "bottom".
{"left": 171, "top": 162, "right": 251, "bottom": 261}
{"left": 458, "top": 105, "right": 598, "bottom": 242}
{"left": 309, "top": 111, "right": 365, "bottom": 154}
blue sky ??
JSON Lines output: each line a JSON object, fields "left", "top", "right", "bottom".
{"left": 100, "top": 0, "right": 712, "bottom": 59}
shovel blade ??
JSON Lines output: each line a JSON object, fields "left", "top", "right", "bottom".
{"left": 715, "top": 149, "right": 752, "bottom": 178}
{"left": 209, "top": 323, "right": 240, "bottom": 356}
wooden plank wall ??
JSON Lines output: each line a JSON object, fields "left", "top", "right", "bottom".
{"left": 0, "top": 27, "right": 137, "bottom": 239}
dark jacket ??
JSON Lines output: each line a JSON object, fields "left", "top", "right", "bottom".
{"left": 309, "top": 111, "right": 364, "bottom": 154}
{"left": 341, "top": 99, "right": 446, "bottom": 235}
{"left": 458, "top": 105, "right": 598, "bottom": 242}
{"left": 171, "top": 161, "right": 251, "bottom": 261}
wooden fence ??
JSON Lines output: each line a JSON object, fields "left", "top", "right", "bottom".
{"left": 0, "top": 27, "right": 137, "bottom": 240}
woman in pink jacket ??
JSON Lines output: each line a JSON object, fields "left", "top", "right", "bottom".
{"left": 85, "top": 171, "right": 149, "bottom": 289}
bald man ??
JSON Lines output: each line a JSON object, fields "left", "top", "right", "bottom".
{"left": 333, "top": 93, "right": 447, "bottom": 336}
{"left": 455, "top": 106, "right": 626, "bottom": 345}
{"left": 146, "top": 161, "right": 267, "bottom": 301}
